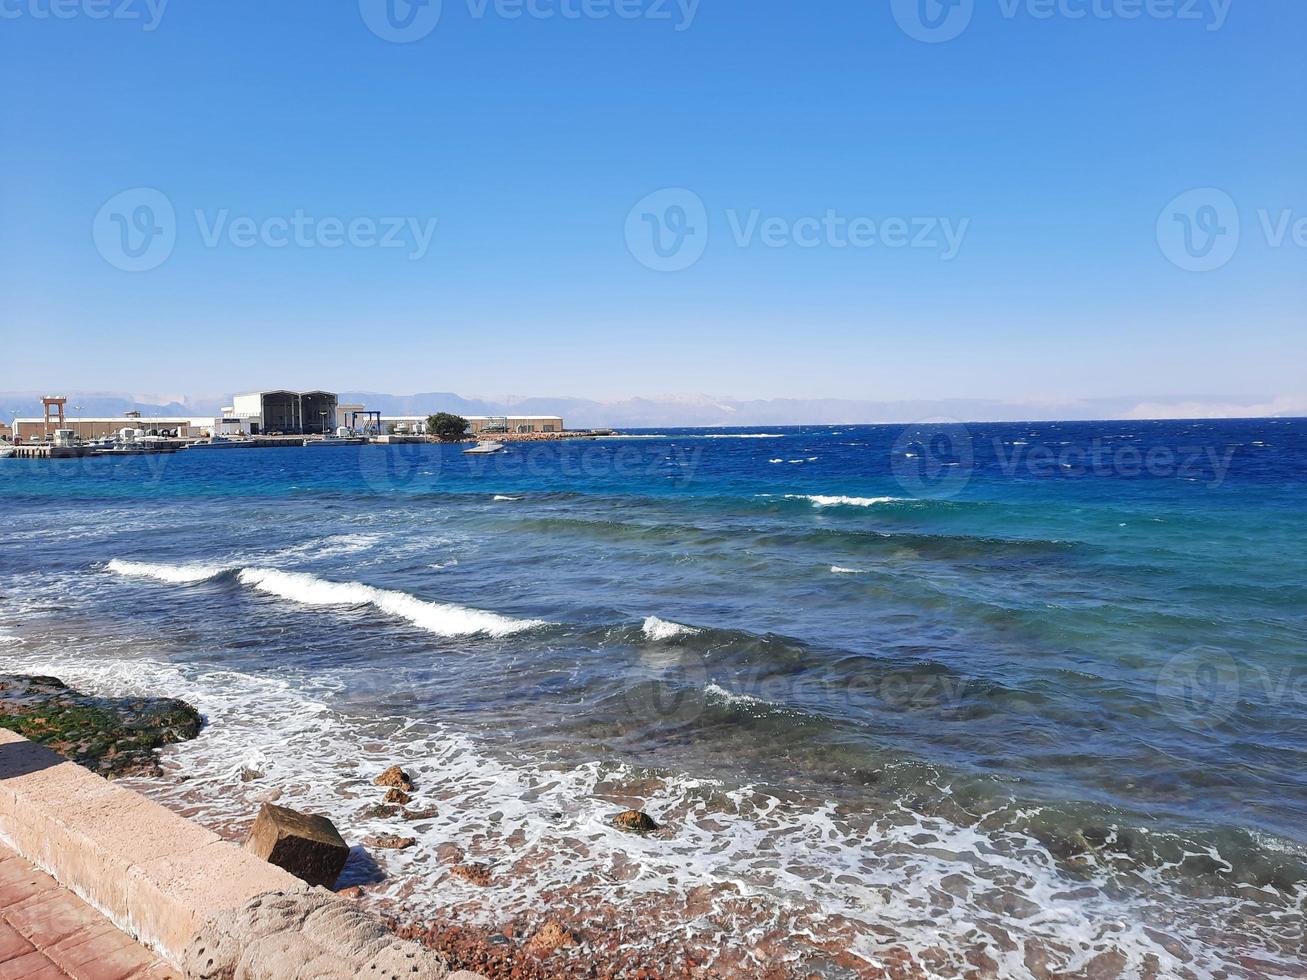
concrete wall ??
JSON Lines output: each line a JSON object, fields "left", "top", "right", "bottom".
{"left": 0, "top": 730, "right": 482, "bottom": 979}
{"left": 0, "top": 729, "right": 303, "bottom": 962}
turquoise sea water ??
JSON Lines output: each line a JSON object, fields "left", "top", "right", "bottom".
{"left": 2, "top": 419, "right": 1305, "bottom": 977}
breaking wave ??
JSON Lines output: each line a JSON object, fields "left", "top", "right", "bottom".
{"left": 105, "top": 560, "right": 546, "bottom": 638}
{"left": 641, "top": 616, "right": 701, "bottom": 641}
{"left": 785, "top": 494, "right": 904, "bottom": 508}
{"left": 105, "top": 559, "right": 229, "bottom": 584}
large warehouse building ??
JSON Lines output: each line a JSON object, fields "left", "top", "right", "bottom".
{"left": 224, "top": 391, "right": 340, "bottom": 435}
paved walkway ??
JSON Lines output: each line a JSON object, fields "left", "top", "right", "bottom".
{"left": 0, "top": 845, "right": 177, "bottom": 980}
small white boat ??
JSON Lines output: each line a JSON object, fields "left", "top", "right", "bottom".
{"left": 0, "top": 445, "right": 15, "bottom": 459}
{"left": 462, "top": 441, "right": 506, "bottom": 455}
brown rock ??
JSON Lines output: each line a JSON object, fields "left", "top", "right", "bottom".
{"left": 383, "top": 787, "right": 412, "bottom": 805}
{"left": 364, "top": 834, "right": 416, "bottom": 850}
{"left": 404, "top": 805, "right": 440, "bottom": 820}
{"left": 337, "top": 885, "right": 364, "bottom": 899}
{"left": 450, "top": 863, "right": 492, "bottom": 886}
{"left": 526, "top": 920, "right": 577, "bottom": 956}
{"left": 358, "top": 803, "right": 403, "bottom": 820}
{"left": 244, "top": 802, "right": 350, "bottom": 889}
{"left": 374, "top": 765, "right": 414, "bottom": 791}
{"left": 612, "top": 809, "right": 660, "bottom": 834}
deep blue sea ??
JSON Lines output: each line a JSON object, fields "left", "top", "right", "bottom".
{"left": 2, "top": 419, "right": 1305, "bottom": 977}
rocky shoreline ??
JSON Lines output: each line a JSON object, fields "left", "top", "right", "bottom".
{"left": 0, "top": 674, "right": 202, "bottom": 778}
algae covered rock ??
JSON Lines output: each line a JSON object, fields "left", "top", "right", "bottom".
{"left": 0, "top": 674, "right": 202, "bottom": 778}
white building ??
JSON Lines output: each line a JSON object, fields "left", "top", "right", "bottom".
{"left": 381, "top": 415, "right": 565, "bottom": 436}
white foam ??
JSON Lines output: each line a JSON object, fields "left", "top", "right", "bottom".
{"left": 829, "top": 566, "right": 866, "bottom": 575}
{"left": 641, "top": 616, "right": 701, "bottom": 641}
{"left": 786, "top": 494, "right": 903, "bottom": 508}
{"left": 492, "top": 495, "right": 523, "bottom": 502}
{"left": 107, "top": 559, "right": 545, "bottom": 639}
{"left": 3, "top": 643, "right": 1295, "bottom": 978}
{"left": 236, "top": 568, "right": 547, "bottom": 638}
{"left": 106, "top": 559, "right": 228, "bottom": 584}
{"left": 704, "top": 683, "right": 774, "bottom": 709}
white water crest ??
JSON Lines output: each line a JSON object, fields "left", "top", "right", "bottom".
{"left": 237, "top": 568, "right": 547, "bottom": 638}
{"left": 829, "top": 566, "right": 866, "bottom": 575}
{"left": 786, "top": 494, "right": 903, "bottom": 508}
{"left": 641, "top": 616, "right": 701, "bottom": 641}
{"left": 105, "top": 559, "right": 229, "bottom": 584}
{"left": 106, "top": 560, "right": 546, "bottom": 638}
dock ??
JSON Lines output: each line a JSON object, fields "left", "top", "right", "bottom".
{"left": 9, "top": 445, "right": 98, "bottom": 459}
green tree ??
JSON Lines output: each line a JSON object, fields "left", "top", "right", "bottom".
{"left": 425, "top": 413, "right": 470, "bottom": 441}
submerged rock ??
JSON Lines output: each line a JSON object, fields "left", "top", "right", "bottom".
{"left": 383, "top": 787, "right": 412, "bottom": 805}
{"left": 0, "top": 674, "right": 201, "bottom": 778}
{"left": 364, "top": 834, "right": 417, "bottom": 850}
{"left": 611, "top": 809, "right": 660, "bottom": 834}
{"left": 450, "top": 863, "right": 493, "bottom": 887}
{"left": 374, "top": 765, "right": 415, "bottom": 791}
{"left": 525, "top": 920, "right": 577, "bottom": 957}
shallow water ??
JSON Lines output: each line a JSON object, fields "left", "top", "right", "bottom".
{"left": 2, "top": 420, "right": 1305, "bottom": 977}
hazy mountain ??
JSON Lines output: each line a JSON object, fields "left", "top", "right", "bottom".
{"left": 4, "top": 390, "right": 1302, "bottom": 428}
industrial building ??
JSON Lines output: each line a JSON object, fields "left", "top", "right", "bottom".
{"left": 224, "top": 391, "right": 340, "bottom": 435}
{"left": 8, "top": 393, "right": 567, "bottom": 444}
{"left": 381, "top": 415, "right": 565, "bottom": 436}
{"left": 11, "top": 416, "right": 214, "bottom": 442}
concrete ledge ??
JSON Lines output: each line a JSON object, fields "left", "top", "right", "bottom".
{"left": 0, "top": 729, "right": 304, "bottom": 962}
{"left": 0, "top": 730, "right": 480, "bottom": 978}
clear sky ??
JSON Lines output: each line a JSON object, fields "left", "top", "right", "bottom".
{"left": 1, "top": 0, "right": 1303, "bottom": 405}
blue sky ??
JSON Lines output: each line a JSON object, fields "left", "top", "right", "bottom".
{"left": 1, "top": 0, "right": 1303, "bottom": 406}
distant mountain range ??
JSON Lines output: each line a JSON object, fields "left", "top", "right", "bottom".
{"left": 2, "top": 390, "right": 1302, "bottom": 428}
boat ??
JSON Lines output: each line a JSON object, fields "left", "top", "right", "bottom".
{"left": 0, "top": 445, "right": 15, "bottom": 459}
{"left": 187, "top": 435, "right": 254, "bottom": 450}
{"left": 462, "top": 441, "right": 506, "bottom": 455}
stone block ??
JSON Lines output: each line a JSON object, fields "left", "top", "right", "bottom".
{"left": 244, "top": 804, "right": 349, "bottom": 890}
